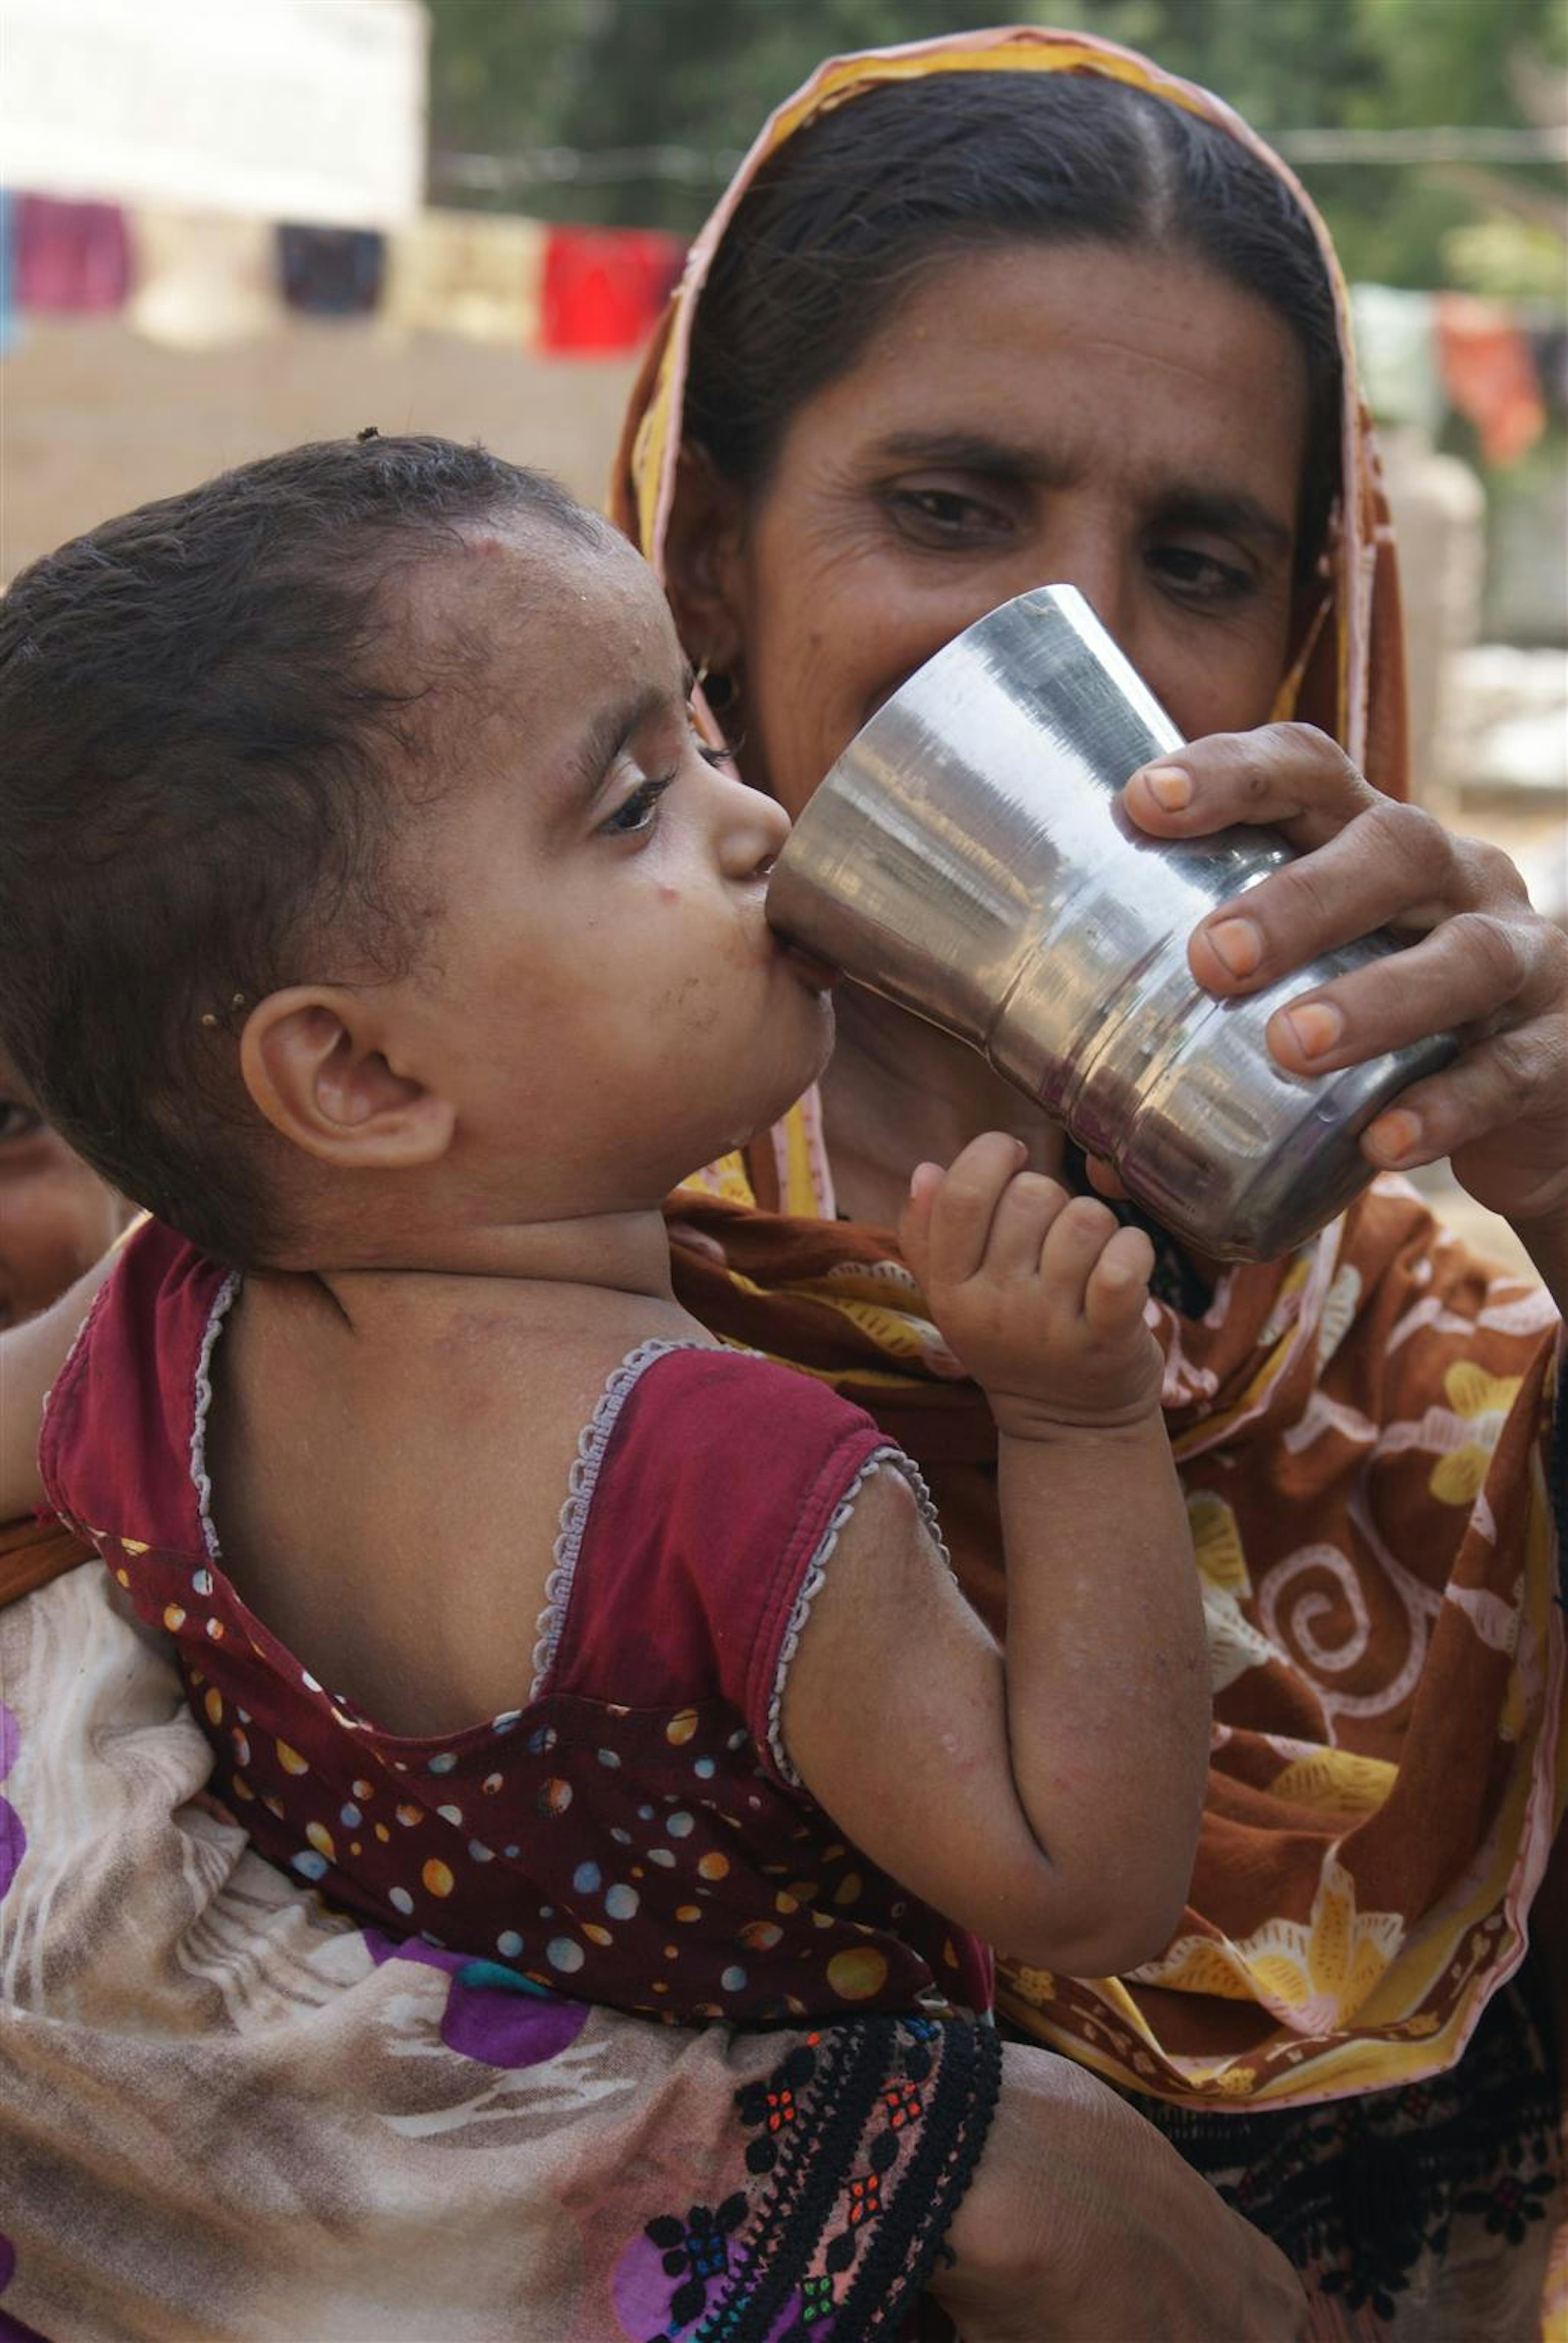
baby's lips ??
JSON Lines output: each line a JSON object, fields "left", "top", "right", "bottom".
{"left": 775, "top": 937, "right": 841, "bottom": 993}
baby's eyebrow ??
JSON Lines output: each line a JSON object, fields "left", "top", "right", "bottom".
{"left": 563, "top": 680, "right": 674, "bottom": 808}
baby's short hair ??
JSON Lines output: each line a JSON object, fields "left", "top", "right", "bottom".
{"left": 0, "top": 434, "right": 601, "bottom": 1266}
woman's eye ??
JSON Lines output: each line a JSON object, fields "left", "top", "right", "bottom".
{"left": 600, "top": 775, "right": 672, "bottom": 837}
{"left": 884, "top": 486, "right": 1012, "bottom": 547}
{"left": 1149, "top": 544, "right": 1253, "bottom": 602}
{"left": 0, "top": 1099, "right": 41, "bottom": 1143}
{"left": 686, "top": 704, "right": 733, "bottom": 770}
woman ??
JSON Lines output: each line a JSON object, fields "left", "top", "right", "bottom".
{"left": 0, "top": 1041, "right": 129, "bottom": 1332}
{"left": 609, "top": 24, "right": 1568, "bottom": 2335}
{"left": 0, "top": 28, "right": 1557, "bottom": 2343}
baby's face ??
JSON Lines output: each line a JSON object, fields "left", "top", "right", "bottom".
{"left": 375, "top": 522, "right": 835, "bottom": 1215}
{"left": 0, "top": 1047, "right": 129, "bottom": 1327}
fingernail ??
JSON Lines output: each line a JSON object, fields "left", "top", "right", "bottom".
{"left": 1366, "top": 1107, "right": 1422, "bottom": 1163}
{"left": 1205, "top": 916, "right": 1263, "bottom": 978}
{"left": 910, "top": 1160, "right": 941, "bottom": 1194}
{"left": 1282, "top": 1000, "right": 1344, "bottom": 1060}
{"left": 1139, "top": 763, "right": 1192, "bottom": 810}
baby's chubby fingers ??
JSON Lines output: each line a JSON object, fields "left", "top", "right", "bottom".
{"left": 1084, "top": 1225, "right": 1156, "bottom": 1335}
{"left": 1038, "top": 1193, "right": 1126, "bottom": 1313}
{"left": 899, "top": 1132, "right": 1029, "bottom": 1291}
{"left": 982, "top": 1166, "right": 1074, "bottom": 1278}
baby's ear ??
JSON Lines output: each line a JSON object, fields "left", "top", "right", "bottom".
{"left": 239, "top": 988, "right": 454, "bottom": 1170}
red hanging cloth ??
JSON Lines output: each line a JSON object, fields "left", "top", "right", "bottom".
{"left": 540, "top": 225, "right": 684, "bottom": 355}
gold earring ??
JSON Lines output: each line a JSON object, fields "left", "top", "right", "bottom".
{"left": 696, "top": 656, "right": 737, "bottom": 713}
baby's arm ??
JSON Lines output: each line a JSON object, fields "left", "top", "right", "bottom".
{"left": 780, "top": 1136, "right": 1209, "bottom": 1978}
{"left": 0, "top": 1253, "right": 118, "bottom": 1522}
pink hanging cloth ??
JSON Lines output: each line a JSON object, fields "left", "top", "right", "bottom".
{"left": 14, "top": 196, "right": 131, "bottom": 314}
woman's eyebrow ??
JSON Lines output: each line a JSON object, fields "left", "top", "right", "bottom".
{"left": 1156, "top": 489, "right": 1294, "bottom": 554}
{"left": 873, "top": 428, "right": 1058, "bottom": 479}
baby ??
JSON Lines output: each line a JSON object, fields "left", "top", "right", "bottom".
{"left": 0, "top": 435, "right": 1209, "bottom": 2023}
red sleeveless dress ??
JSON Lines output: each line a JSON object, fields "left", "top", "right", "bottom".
{"left": 42, "top": 1220, "right": 991, "bottom": 2022}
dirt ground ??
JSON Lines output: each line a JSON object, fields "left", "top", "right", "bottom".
{"left": 2, "top": 318, "right": 1554, "bottom": 1278}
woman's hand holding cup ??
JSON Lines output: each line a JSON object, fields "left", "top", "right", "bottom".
{"left": 1125, "top": 723, "right": 1568, "bottom": 1296}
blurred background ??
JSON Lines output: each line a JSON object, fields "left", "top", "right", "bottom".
{"left": 2, "top": 0, "right": 1563, "bottom": 1261}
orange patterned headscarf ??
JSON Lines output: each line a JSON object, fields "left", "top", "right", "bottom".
{"left": 610, "top": 29, "right": 1563, "bottom": 2116}
{"left": 610, "top": 21, "right": 1411, "bottom": 801}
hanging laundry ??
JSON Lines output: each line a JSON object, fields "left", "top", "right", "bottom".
{"left": 128, "top": 209, "right": 283, "bottom": 348}
{"left": 1350, "top": 284, "right": 1442, "bottom": 438}
{"left": 539, "top": 225, "right": 685, "bottom": 356}
{"left": 14, "top": 195, "right": 130, "bottom": 314}
{"left": 277, "top": 225, "right": 385, "bottom": 318}
{"left": 1434, "top": 292, "right": 1546, "bottom": 467}
{"left": 383, "top": 208, "right": 546, "bottom": 345}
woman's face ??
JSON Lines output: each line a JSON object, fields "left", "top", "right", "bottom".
{"left": 0, "top": 1049, "right": 128, "bottom": 1328}
{"left": 700, "top": 241, "right": 1312, "bottom": 821}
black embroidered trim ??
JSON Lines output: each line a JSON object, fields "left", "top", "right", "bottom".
{"left": 1127, "top": 1967, "right": 1563, "bottom": 2321}
{"left": 835, "top": 2019, "right": 1002, "bottom": 2334}
{"left": 638, "top": 2013, "right": 1001, "bottom": 2341}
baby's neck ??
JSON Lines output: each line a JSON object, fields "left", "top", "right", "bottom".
{"left": 283, "top": 1195, "right": 685, "bottom": 1323}
{"left": 204, "top": 1216, "right": 711, "bottom": 1738}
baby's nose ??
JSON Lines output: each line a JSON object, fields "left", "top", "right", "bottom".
{"left": 723, "top": 780, "right": 790, "bottom": 882}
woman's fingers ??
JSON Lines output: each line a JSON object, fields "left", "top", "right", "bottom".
{"left": 1259, "top": 910, "right": 1552, "bottom": 1076}
{"left": 1125, "top": 722, "right": 1375, "bottom": 854}
{"left": 1187, "top": 804, "right": 1482, "bottom": 996}
{"left": 1082, "top": 1153, "right": 1130, "bottom": 1201}
{"left": 1362, "top": 1021, "right": 1568, "bottom": 1195}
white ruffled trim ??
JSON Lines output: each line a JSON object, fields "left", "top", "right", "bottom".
{"left": 39, "top": 1216, "right": 148, "bottom": 1506}
{"left": 188, "top": 1271, "right": 240, "bottom": 1564}
{"left": 766, "top": 1445, "right": 952, "bottom": 1787}
{"left": 528, "top": 1338, "right": 711, "bottom": 1700}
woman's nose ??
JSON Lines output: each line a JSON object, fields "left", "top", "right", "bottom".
{"left": 1028, "top": 523, "right": 1132, "bottom": 655}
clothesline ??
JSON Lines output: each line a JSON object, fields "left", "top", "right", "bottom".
{"left": 0, "top": 194, "right": 684, "bottom": 358}
{"left": 2, "top": 189, "right": 1563, "bottom": 466}
{"left": 432, "top": 123, "right": 1568, "bottom": 194}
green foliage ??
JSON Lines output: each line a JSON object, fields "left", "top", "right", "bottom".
{"left": 426, "top": 0, "right": 1568, "bottom": 291}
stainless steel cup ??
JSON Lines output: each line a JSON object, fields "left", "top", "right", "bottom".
{"left": 766, "top": 584, "right": 1453, "bottom": 1261}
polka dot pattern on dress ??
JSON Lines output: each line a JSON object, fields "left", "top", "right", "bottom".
{"left": 98, "top": 1333, "right": 988, "bottom": 2028}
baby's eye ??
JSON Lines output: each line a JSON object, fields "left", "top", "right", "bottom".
{"left": 600, "top": 775, "right": 672, "bottom": 837}
{"left": 0, "top": 1098, "right": 41, "bottom": 1144}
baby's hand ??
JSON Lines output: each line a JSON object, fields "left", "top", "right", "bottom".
{"left": 899, "top": 1134, "right": 1163, "bottom": 1437}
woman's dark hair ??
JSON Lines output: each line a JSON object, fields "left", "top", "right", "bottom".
{"left": 0, "top": 434, "right": 600, "bottom": 1268}
{"left": 683, "top": 71, "right": 1342, "bottom": 576}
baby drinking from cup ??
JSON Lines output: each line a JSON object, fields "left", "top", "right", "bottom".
{"left": 0, "top": 435, "right": 1209, "bottom": 2018}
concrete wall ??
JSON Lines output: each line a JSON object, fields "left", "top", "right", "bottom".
{"left": 1, "top": 319, "right": 640, "bottom": 580}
